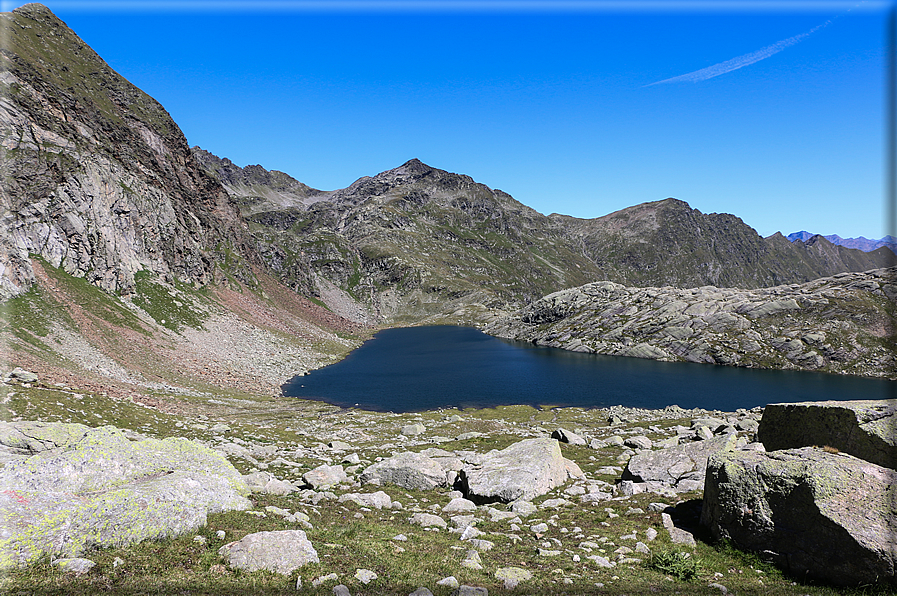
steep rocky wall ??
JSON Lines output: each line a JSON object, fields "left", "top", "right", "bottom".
{"left": 0, "top": 4, "right": 255, "bottom": 300}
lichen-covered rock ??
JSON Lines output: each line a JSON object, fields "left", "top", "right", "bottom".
{"left": 218, "top": 530, "right": 319, "bottom": 574}
{"left": 0, "top": 422, "right": 250, "bottom": 569}
{"left": 359, "top": 451, "right": 446, "bottom": 490}
{"left": 701, "top": 447, "right": 897, "bottom": 586}
{"left": 621, "top": 433, "right": 737, "bottom": 492}
{"left": 758, "top": 400, "right": 897, "bottom": 469}
{"left": 458, "top": 438, "right": 574, "bottom": 503}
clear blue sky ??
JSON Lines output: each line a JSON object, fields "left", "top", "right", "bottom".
{"left": 6, "top": 0, "right": 894, "bottom": 239}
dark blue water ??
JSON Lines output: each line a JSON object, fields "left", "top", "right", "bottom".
{"left": 282, "top": 325, "right": 896, "bottom": 412}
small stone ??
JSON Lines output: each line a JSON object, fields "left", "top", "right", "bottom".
{"left": 52, "top": 558, "right": 95, "bottom": 575}
{"left": 437, "top": 576, "right": 460, "bottom": 588}
{"left": 313, "top": 573, "right": 339, "bottom": 586}
{"left": 452, "top": 586, "right": 488, "bottom": 596}
{"left": 354, "top": 569, "right": 377, "bottom": 584}
{"left": 402, "top": 422, "right": 426, "bottom": 436}
{"left": 333, "top": 585, "right": 351, "bottom": 596}
{"left": 468, "top": 538, "right": 494, "bottom": 551}
{"left": 409, "top": 589, "right": 434, "bottom": 596}
{"left": 443, "top": 497, "right": 477, "bottom": 513}
{"left": 646, "top": 528, "right": 658, "bottom": 541}
{"left": 393, "top": 534, "right": 408, "bottom": 541}
{"left": 216, "top": 530, "right": 226, "bottom": 540}
{"left": 113, "top": 557, "right": 125, "bottom": 568}
{"left": 461, "top": 549, "right": 483, "bottom": 570}
{"left": 530, "top": 522, "right": 549, "bottom": 534}
{"left": 495, "top": 566, "right": 533, "bottom": 589}
{"left": 193, "top": 535, "right": 207, "bottom": 544}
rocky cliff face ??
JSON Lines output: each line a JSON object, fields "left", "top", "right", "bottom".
{"left": 0, "top": 4, "right": 255, "bottom": 300}
{"left": 486, "top": 267, "right": 897, "bottom": 378}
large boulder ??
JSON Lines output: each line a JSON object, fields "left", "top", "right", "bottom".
{"left": 701, "top": 447, "right": 897, "bottom": 586}
{"left": 458, "top": 438, "right": 577, "bottom": 503}
{"left": 218, "top": 530, "right": 319, "bottom": 574}
{"left": 621, "top": 433, "right": 737, "bottom": 492}
{"left": 758, "top": 400, "right": 896, "bottom": 469}
{"left": 359, "top": 451, "right": 446, "bottom": 491}
{"left": 0, "top": 423, "right": 251, "bottom": 569}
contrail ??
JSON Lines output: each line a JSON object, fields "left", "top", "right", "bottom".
{"left": 645, "top": 20, "right": 830, "bottom": 86}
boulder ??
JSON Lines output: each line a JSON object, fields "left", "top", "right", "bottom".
{"left": 7, "top": 367, "right": 38, "bottom": 384}
{"left": 551, "top": 428, "right": 586, "bottom": 445}
{"left": 359, "top": 452, "right": 446, "bottom": 491}
{"left": 758, "top": 400, "right": 897, "bottom": 469}
{"left": 302, "top": 464, "right": 348, "bottom": 489}
{"left": 0, "top": 423, "right": 251, "bottom": 569}
{"left": 458, "top": 438, "right": 575, "bottom": 503}
{"left": 218, "top": 530, "right": 319, "bottom": 574}
{"left": 338, "top": 491, "right": 392, "bottom": 510}
{"left": 401, "top": 422, "right": 426, "bottom": 436}
{"left": 701, "top": 447, "right": 897, "bottom": 586}
{"left": 621, "top": 433, "right": 737, "bottom": 492}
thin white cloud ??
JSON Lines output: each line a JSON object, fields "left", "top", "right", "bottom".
{"left": 645, "top": 20, "right": 832, "bottom": 86}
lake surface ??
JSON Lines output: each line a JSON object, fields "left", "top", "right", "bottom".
{"left": 282, "top": 325, "right": 896, "bottom": 412}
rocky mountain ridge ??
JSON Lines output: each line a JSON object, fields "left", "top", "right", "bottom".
{"left": 199, "top": 151, "right": 894, "bottom": 325}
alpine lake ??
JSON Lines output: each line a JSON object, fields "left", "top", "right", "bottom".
{"left": 283, "top": 325, "right": 896, "bottom": 413}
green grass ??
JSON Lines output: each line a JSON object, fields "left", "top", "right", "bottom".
{"left": 131, "top": 270, "right": 209, "bottom": 332}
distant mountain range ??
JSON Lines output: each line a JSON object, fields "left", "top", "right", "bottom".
{"left": 787, "top": 231, "right": 897, "bottom": 255}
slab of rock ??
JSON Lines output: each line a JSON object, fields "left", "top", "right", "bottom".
{"left": 458, "top": 438, "right": 574, "bottom": 503}
{"left": 621, "top": 433, "right": 737, "bottom": 492}
{"left": 0, "top": 423, "right": 251, "bottom": 569}
{"left": 701, "top": 447, "right": 897, "bottom": 586}
{"left": 360, "top": 452, "right": 446, "bottom": 490}
{"left": 219, "top": 530, "right": 319, "bottom": 574}
{"left": 758, "top": 400, "right": 897, "bottom": 469}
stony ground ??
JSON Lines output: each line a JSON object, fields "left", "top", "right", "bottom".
{"left": 1, "top": 375, "right": 878, "bottom": 596}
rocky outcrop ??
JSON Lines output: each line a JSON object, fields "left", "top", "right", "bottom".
{"left": 487, "top": 267, "right": 897, "bottom": 378}
{"left": 457, "top": 438, "right": 581, "bottom": 503}
{"left": 758, "top": 400, "right": 897, "bottom": 469}
{"left": 0, "top": 422, "right": 251, "bottom": 569}
{"left": 701, "top": 447, "right": 897, "bottom": 586}
{"left": 0, "top": 4, "right": 256, "bottom": 300}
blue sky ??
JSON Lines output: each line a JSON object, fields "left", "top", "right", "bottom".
{"left": 5, "top": 0, "right": 894, "bottom": 239}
